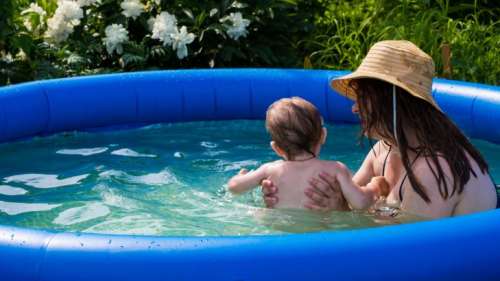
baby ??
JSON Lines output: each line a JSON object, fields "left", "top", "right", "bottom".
{"left": 227, "top": 97, "right": 389, "bottom": 210}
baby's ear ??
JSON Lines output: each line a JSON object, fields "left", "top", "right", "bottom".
{"left": 270, "top": 141, "right": 285, "bottom": 158}
{"left": 270, "top": 141, "right": 278, "bottom": 153}
{"left": 321, "top": 127, "right": 328, "bottom": 144}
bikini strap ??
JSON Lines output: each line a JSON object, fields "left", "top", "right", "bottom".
{"left": 382, "top": 145, "right": 392, "bottom": 177}
{"left": 399, "top": 150, "right": 424, "bottom": 202}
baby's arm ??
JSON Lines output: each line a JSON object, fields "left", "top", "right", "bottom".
{"left": 227, "top": 163, "right": 271, "bottom": 194}
{"left": 334, "top": 162, "right": 389, "bottom": 210}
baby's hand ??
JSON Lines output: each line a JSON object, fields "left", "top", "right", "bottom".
{"left": 368, "top": 176, "right": 390, "bottom": 197}
{"left": 238, "top": 168, "right": 249, "bottom": 175}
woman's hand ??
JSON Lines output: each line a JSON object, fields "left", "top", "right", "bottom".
{"left": 304, "top": 172, "right": 348, "bottom": 212}
{"left": 261, "top": 179, "right": 279, "bottom": 208}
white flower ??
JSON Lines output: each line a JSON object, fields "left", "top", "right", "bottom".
{"left": 103, "top": 24, "right": 129, "bottom": 55}
{"left": 77, "top": 0, "right": 100, "bottom": 7}
{"left": 21, "top": 3, "right": 46, "bottom": 17}
{"left": 230, "top": 1, "right": 246, "bottom": 9}
{"left": 171, "top": 26, "right": 195, "bottom": 59}
{"left": 120, "top": 0, "right": 145, "bottom": 20}
{"left": 151, "top": 12, "right": 177, "bottom": 46}
{"left": 24, "top": 19, "right": 33, "bottom": 31}
{"left": 16, "top": 50, "right": 28, "bottom": 61}
{"left": 46, "top": 16, "right": 73, "bottom": 43}
{"left": 220, "top": 12, "right": 250, "bottom": 40}
{"left": 154, "top": 0, "right": 161, "bottom": 5}
{"left": 45, "top": 1, "right": 83, "bottom": 43}
{"left": 209, "top": 8, "right": 218, "bottom": 17}
{"left": 21, "top": 3, "right": 46, "bottom": 32}
{"left": 147, "top": 17, "right": 155, "bottom": 31}
{"left": 58, "top": 0, "right": 84, "bottom": 25}
{"left": 1, "top": 53, "right": 13, "bottom": 64}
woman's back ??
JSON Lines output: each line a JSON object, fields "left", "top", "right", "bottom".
{"left": 367, "top": 141, "right": 496, "bottom": 218}
{"left": 453, "top": 153, "right": 496, "bottom": 215}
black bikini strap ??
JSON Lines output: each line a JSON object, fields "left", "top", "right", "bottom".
{"left": 382, "top": 146, "right": 392, "bottom": 177}
{"left": 399, "top": 150, "right": 423, "bottom": 202}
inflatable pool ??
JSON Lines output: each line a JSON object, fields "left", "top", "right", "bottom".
{"left": 0, "top": 69, "right": 499, "bottom": 281}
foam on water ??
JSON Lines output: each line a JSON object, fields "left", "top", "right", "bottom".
{"left": 0, "top": 185, "right": 28, "bottom": 196}
{"left": 56, "top": 147, "right": 109, "bottom": 156}
{"left": 53, "top": 202, "right": 110, "bottom": 225}
{"left": 111, "top": 148, "right": 157, "bottom": 158}
{"left": 0, "top": 201, "right": 61, "bottom": 215}
{"left": 200, "top": 141, "right": 218, "bottom": 149}
{"left": 4, "top": 173, "right": 89, "bottom": 189}
{"left": 98, "top": 169, "right": 178, "bottom": 186}
{"left": 95, "top": 185, "right": 140, "bottom": 210}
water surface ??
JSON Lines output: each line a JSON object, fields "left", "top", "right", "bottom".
{"left": 0, "top": 121, "right": 498, "bottom": 236}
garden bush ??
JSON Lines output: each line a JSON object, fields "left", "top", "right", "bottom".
{"left": 1, "top": 0, "right": 498, "bottom": 86}
{"left": 0, "top": 0, "right": 321, "bottom": 85}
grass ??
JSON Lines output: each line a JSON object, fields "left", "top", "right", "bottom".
{"left": 302, "top": 0, "right": 500, "bottom": 85}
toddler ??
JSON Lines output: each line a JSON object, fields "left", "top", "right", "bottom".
{"left": 227, "top": 97, "right": 388, "bottom": 210}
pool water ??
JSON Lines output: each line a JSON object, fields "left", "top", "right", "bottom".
{"left": 0, "top": 121, "right": 498, "bottom": 236}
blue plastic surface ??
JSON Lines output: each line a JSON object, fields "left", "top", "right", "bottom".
{"left": 0, "top": 69, "right": 499, "bottom": 281}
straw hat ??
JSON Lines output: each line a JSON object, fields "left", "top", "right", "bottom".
{"left": 331, "top": 40, "right": 440, "bottom": 110}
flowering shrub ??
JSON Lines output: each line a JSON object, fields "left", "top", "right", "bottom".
{"left": 0, "top": 0, "right": 320, "bottom": 85}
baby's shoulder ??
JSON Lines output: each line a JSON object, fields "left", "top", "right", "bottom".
{"left": 260, "top": 160, "right": 284, "bottom": 172}
{"left": 317, "top": 159, "right": 348, "bottom": 173}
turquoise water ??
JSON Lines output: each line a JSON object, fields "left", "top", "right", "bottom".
{"left": 0, "top": 120, "right": 498, "bottom": 236}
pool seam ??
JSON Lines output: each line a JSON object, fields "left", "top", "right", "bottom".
{"left": 39, "top": 82, "right": 52, "bottom": 135}
{"left": 325, "top": 75, "right": 331, "bottom": 122}
{"left": 34, "top": 232, "right": 57, "bottom": 281}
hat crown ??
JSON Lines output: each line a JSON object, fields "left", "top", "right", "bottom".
{"left": 331, "top": 40, "right": 440, "bottom": 110}
{"left": 360, "top": 40, "right": 435, "bottom": 85}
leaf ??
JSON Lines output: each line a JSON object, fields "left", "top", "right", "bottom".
{"left": 121, "top": 53, "right": 145, "bottom": 68}
{"left": 183, "top": 9, "right": 194, "bottom": 21}
{"left": 278, "top": 0, "right": 298, "bottom": 5}
{"left": 65, "top": 53, "right": 85, "bottom": 66}
{"left": 149, "top": 45, "right": 167, "bottom": 58}
{"left": 303, "top": 56, "right": 313, "bottom": 69}
{"left": 12, "top": 33, "right": 34, "bottom": 54}
{"left": 195, "top": 11, "right": 207, "bottom": 28}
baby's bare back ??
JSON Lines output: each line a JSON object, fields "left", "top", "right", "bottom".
{"left": 268, "top": 159, "right": 344, "bottom": 209}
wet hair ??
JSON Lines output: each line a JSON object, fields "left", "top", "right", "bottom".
{"left": 265, "top": 97, "right": 323, "bottom": 161}
{"left": 350, "top": 78, "right": 489, "bottom": 202}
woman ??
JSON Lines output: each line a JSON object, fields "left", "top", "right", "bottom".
{"left": 262, "top": 40, "right": 497, "bottom": 218}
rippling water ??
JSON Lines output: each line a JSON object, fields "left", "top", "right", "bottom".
{"left": 0, "top": 121, "right": 498, "bottom": 236}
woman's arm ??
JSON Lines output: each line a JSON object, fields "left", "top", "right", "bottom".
{"left": 336, "top": 167, "right": 389, "bottom": 210}
{"left": 303, "top": 144, "right": 379, "bottom": 211}
{"left": 352, "top": 142, "right": 379, "bottom": 186}
{"left": 304, "top": 171, "right": 348, "bottom": 211}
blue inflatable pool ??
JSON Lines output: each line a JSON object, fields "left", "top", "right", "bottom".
{"left": 0, "top": 69, "right": 499, "bottom": 281}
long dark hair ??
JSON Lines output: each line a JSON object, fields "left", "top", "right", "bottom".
{"left": 350, "top": 78, "right": 489, "bottom": 202}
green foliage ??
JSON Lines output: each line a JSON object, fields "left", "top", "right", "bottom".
{"left": 0, "top": 0, "right": 321, "bottom": 85}
{"left": 304, "top": 0, "right": 500, "bottom": 85}
{"left": 1, "top": 0, "right": 498, "bottom": 85}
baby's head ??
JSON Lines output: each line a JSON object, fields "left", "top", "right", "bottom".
{"left": 265, "top": 97, "right": 326, "bottom": 161}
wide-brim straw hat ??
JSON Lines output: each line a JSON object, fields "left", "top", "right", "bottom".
{"left": 331, "top": 40, "right": 441, "bottom": 111}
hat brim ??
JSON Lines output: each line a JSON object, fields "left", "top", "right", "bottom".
{"left": 330, "top": 71, "right": 441, "bottom": 111}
